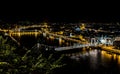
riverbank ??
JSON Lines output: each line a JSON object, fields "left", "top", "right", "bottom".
{"left": 100, "top": 45, "right": 120, "bottom": 54}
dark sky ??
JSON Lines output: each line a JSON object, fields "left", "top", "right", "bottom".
{"left": 1, "top": 14, "right": 120, "bottom": 23}
{"left": 1, "top": 13, "right": 120, "bottom": 23}
{"left": 0, "top": 2, "right": 120, "bottom": 23}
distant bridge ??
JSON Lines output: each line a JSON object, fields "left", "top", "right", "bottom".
{"left": 54, "top": 44, "right": 99, "bottom": 51}
{"left": 18, "top": 24, "right": 50, "bottom": 30}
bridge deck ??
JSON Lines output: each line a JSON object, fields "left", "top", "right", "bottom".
{"left": 55, "top": 44, "right": 97, "bottom": 51}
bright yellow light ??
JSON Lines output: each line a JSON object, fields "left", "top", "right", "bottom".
{"left": 80, "top": 23, "right": 86, "bottom": 30}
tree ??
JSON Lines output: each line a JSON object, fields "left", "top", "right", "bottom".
{"left": 0, "top": 35, "right": 65, "bottom": 74}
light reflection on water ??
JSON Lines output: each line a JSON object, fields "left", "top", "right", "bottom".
{"left": 65, "top": 49, "right": 120, "bottom": 70}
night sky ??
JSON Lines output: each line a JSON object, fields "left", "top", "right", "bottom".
{"left": 1, "top": 14, "right": 120, "bottom": 23}
{"left": 0, "top": 2, "right": 120, "bottom": 23}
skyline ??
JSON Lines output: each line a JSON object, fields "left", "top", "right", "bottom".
{"left": 0, "top": 13, "right": 120, "bottom": 74}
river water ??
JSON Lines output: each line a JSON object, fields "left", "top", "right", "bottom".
{"left": 12, "top": 34, "right": 120, "bottom": 74}
{"left": 59, "top": 49, "right": 120, "bottom": 74}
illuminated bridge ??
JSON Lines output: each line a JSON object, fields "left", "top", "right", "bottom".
{"left": 17, "top": 24, "right": 50, "bottom": 30}
{"left": 1, "top": 25, "right": 119, "bottom": 54}
{"left": 44, "top": 32, "right": 87, "bottom": 44}
{"left": 54, "top": 44, "right": 99, "bottom": 51}
{"left": 54, "top": 38, "right": 114, "bottom": 51}
{"left": 9, "top": 30, "right": 42, "bottom": 36}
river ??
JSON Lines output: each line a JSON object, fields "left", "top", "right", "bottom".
{"left": 58, "top": 49, "right": 120, "bottom": 74}
{"left": 12, "top": 34, "right": 120, "bottom": 74}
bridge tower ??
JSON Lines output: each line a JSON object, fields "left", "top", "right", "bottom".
{"left": 99, "top": 36, "right": 114, "bottom": 46}
{"left": 91, "top": 38, "right": 99, "bottom": 45}
{"left": 43, "top": 33, "right": 46, "bottom": 37}
{"left": 37, "top": 43, "right": 40, "bottom": 48}
{"left": 17, "top": 28, "right": 21, "bottom": 37}
{"left": 105, "top": 38, "right": 113, "bottom": 45}
{"left": 59, "top": 38, "right": 62, "bottom": 45}
{"left": 70, "top": 33, "right": 72, "bottom": 37}
{"left": 35, "top": 29, "right": 38, "bottom": 38}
